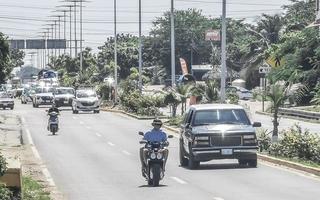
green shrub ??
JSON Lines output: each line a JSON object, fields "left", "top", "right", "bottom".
{"left": 165, "top": 116, "right": 183, "bottom": 127}
{"left": 22, "top": 176, "right": 50, "bottom": 200}
{"left": 0, "top": 183, "right": 12, "bottom": 200}
{"left": 257, "top": 129, "right": 272, "bottom": 152}
{"left": 226, "top": 90, "right": 239, "bottom": 104}
{"left": 0, "top": 153, "right": 7, "bottom": 177}
{"left": 269, "top": 124, "right": 320, "bottom": 164}
{"left": 137, "top": 106, "right": 161, "bottom": 117}
{"left": 96, "top": 83, "right": 111, "bottom": 100}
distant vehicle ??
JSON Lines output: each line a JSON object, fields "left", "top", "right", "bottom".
{"left": 32, "top": 87, "right": 55, "bottom": 108}
{"left": 72, "top": 89, "right": 100, "bottom": 114}
{"left": 0, "top": 92, "right": 14, "bottom": 110}
{"left": 227, "top": 86, "right": 253, "bottom": 100}
{"left": 54, "top": 87, "right": 75, "bottom": 107}
{"left": 179, "top": 104, "right": 261, "bottom": 169}
{"left": 21, "top": 88, "right": 34, "bottom": 104}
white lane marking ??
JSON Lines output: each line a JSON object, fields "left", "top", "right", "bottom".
{"left": 25, "top": 128, "right": 34, "bottom": 145}
{"left": 122, "top": 150, "right": 131, "bottom": 156}
{"left": 42, "top": 167, "right": 56, "bottom": 187}
{"left": 72, "top": 116, "right": 77, "bottom": 120}
{"left": 170, "top": 176, "right": 187, "bottom": 184}
{"left": 21, "top": 116, "right": 26, "bottom": 124}
{"left": 86, "top": 126, "right": 92, "bottom": 129}
{"left": 108, "top": 142, "right": 115, "bottom": 146}
{"left": 213, "top": 197, "right": 225, "bottom": 200}
{"left": 96, "top": 133, "right": 102, "bottom": 137}
{"left": 80, "top": 121, "right": 84, "bottom": 125}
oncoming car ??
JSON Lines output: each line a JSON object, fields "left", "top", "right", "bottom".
{"left": 72, "top": 89, "right": 100, "bottom": 114}
{"left": 179, "top": 104, "right": 261, "bottom": 169}
{"left": 54, "top": 87, "right": 75, "bottom": 107}
{"left": 0, "top": 92, "right": 14, "bottom": 110}
{"left": 32, "top": 87, "right": 55, "bottom": 108}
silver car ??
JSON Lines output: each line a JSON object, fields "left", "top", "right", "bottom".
{"left": 72, "top": 89, "right": 100, "bottom": 114}
{"left": 0, "top": 92, "right": 14, "bottom": 110}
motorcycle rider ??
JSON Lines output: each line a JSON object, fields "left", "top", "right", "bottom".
{"left": 139, "top": 119, "right": 168, "bottom": 176}
{"left": 47, "top": 103, "right": 60, "bottom": 131}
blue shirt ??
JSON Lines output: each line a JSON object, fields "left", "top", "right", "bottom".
{"left": 143, "top": 129, "right": 167, "bottom": 142}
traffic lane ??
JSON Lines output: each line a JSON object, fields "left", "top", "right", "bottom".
{"left": 21, "top": 106, "right": 225, "bottom": 200}
{"left": 71, "top": 111, "right": 320, "bottom": 200}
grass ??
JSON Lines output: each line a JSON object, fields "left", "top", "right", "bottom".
{"left": 22, "top": 176, "right": 51, "bottom": 200}
{"left": 164, "top": 116, "right": 183, "bottom": 127}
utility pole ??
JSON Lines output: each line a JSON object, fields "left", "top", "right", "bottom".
{"left": 138, "top": 0, "right": 142, "bottom": 91}
{"left": 80, "top": 0, "right": 83, "bottom": 74}
{"left": 171, "top": 0, "right": 175, "bottom": 87}
{"left": 220, "top": 0, "right": 227, "bottom": 102}
{"left": 114, "top": 0, "right": 118, "bottom": 102}
{"left": 58, "top": 4, "right": 74, "bottom": 57}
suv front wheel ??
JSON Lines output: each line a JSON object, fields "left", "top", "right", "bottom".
{"left": 179, "top": 140, "right": 188, "bottom": 167}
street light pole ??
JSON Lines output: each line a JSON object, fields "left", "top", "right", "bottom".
{"left": 80, "top": 0, "right": 83, "bottom": 74}
{"left": 171, "top": 0, "right": 175, "bottom": 87}
{"left": 220, "top": 0, "right": 227, "bottom": 102}
{"left": 114, "top": 0, "right": 118, "bottom": 102}
{"left": 74, "top": 1, "right": 77, "bottom": 57}
{"left": 138, "top": 0, "right": 142, "bottom": 91}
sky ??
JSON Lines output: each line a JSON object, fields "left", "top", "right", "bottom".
{"left": 0, "top": 0, "right": 292, "bottom": 65}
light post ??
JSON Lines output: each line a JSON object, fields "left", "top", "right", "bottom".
{"left": 220, "top": 0, "right": 227, "bottom": 102}
{"left": 170, "top": 0, "right": 175, "bottom": 87}
{"left": 114, "top": 0, "right": 118, "bottom": 102}
{"left": 138, "top": 0, "right": 143, "bottom": 91}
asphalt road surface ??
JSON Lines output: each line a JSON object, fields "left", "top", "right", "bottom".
{"left": 6, "top": 100, "right": 320, "bottom": 200}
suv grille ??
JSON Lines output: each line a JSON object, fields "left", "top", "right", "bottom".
{"left": 211, "top": 136, "right": 242, "bottom": 146}
{"left": 81, "top": 102, "right": 95, "bottom": 106}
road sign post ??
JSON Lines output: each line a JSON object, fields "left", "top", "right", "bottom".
{"left": 259, "top": 63, "right": 271, "bottom": 112}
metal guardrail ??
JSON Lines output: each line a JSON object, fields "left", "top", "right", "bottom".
{"left": 278, "top": 108, "right": 320, "bottom": 120}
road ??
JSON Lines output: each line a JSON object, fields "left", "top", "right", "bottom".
{"left": 7, "top": 100, "right": 320, "bottom": 200}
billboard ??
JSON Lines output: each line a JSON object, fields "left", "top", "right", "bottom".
{"left": 47, "top": 39, "right": 66, "bottom": 49}
{"left": 9, "top": 40, "right": 25, "bottom": 49}
{"left": 26, "top": 39, "right": 46, "bottom": 49}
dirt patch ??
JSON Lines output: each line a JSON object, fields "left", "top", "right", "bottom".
{"left": 0, "top": 114, "right": 65, "bottom": 200}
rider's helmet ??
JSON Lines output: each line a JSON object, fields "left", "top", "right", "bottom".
{"left": 152, "top": 119, "right": 163, "bottom": 127}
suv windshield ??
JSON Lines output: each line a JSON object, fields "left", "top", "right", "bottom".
{"left": 55, "top": 88, "right": 74, "bottom": 95}
{"left": 193, "top": 109, "right": 251, "bottom": 126}
{"left": 35, "top": 87, "right": 55, "bottom": 94}
{"left": 0, "top": 93, "right": 10, "bottom": 98}
{"left": 77, "top": 91, "right": 96, "bottom": 98}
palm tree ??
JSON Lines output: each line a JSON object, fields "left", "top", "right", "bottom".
{"left": 163, "top": 87, "right": 182, "bottom": 117}
{"left": 267, "top": 83, "right": 289, "bottom": 140}
{"left": 189, "top": 83, "right": 205, "bottom": 104}
{"left": 311, "top": 83, "right": 320, "bottom": 105}
{"left": 176, "top": 84, "right": 191, "bottom": 115}
{"left": 205, "top": 80, "right": 219, "bottom": 103}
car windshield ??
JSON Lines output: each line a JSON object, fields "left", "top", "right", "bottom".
{"left": 193, "top": 109, "right": 251, "bottom": 126}
{"left": 55, "top": 88, "right": 74, "bottom": 95}
{"left": 77, "top": 91, "right": 96, "bottom": 98}
{"left": 35, "top": 87, "right": 54, "bottom": 94}
{"left": 0, "top": 93, "right": 10, "bottom": 98}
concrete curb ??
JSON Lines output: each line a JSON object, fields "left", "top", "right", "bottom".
{"left": 257, "top": 154, "right": 320, "bottom": 176}
{"left": 101, "top": 108, "right": 168, "bottom": 120}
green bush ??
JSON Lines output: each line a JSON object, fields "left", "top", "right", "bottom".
{"left": 226, "top": 90, "right": 239, "bottom": 104}
{"left": 165, "top": 116, "right": 183, "bottom": 127}
{"left": 0, "top": 183, "right": 12, "bottom": 200}
{"left": 269, "top": 124, "right": 320, "bottom": 164}
{"left": 257, "top": 129, "right": 272, "bottom": 152}
{"left": 22, "top": 176, "right": 50, "bottom": 200}
{"left": 0, "top": 153, "right": 7, "bottom": 177}
{"left": 96, "top": 83, "right": 111, "bottom": 100}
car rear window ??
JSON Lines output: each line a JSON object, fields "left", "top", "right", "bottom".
{"left": 193, "top": 109, "right": 250, "bottom": 126}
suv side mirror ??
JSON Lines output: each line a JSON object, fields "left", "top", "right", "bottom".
{"left": 138, "top": 131, "right": 144, "bottom": 136}
{"left": 253, "top": 122, "right": 261, "bottom": 127}
{"left": 168, "top": 135, "right": 174, "bottom": 139}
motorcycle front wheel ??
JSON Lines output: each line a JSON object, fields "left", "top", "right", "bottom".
{"left": 150, "top": 164, "right": 161, "bottom": 187}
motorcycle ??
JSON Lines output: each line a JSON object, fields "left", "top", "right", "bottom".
{"left": 139, "top": 132, "right": 173, "bottom": 186}
{"left": 47, "top": 111, "right": 59, "bottom": 135}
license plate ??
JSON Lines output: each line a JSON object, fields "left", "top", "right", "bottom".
{"left": 221, "top": 149, "right": 233, "bottom": 155}
{"left": 64, "top": 100, "right": 69, "bottom": 103}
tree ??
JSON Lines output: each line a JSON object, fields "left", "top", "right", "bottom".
{"left": 98, "top": 34, "right": 138, "bottom": 80}
{"left": 163, "top": 87, "right": 182, "bottom": 117}
{"left": 204, "top": 80, "right": 219, "bottom": 103}
{"left": 176, "top": 84, "right": 191, "bottom": 115}
{"left": 0, "top": 32, "right": 10, "bottom": 83}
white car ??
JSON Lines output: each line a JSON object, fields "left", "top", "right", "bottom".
{"left": 227, "top": 86, "right": 253, "bottom": 100}
{"left": 32, "top": 87, "right": 55, "bottom": 108}
{"left": 0, "top": 92, "right": 14, "bottom": 110}
{"left": 72, "top": 90, "right": 100, "bottom": 114}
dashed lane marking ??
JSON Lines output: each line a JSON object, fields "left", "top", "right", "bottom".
{"left": 96, "top": 133, "right": 102, "bottom": 137}
{"left": 108, "top": 142, "right": 115, "bottom": 146}
{"left": 122, "top": 150, "right": 131, "bottom": 156}
{"left": 213, "top": 197, "right": 225, "bottom": 200}
{"left": 170, "top": 176, "right": 187, "bottom": 184}
{"left": 86, "top": 126, "right": 92, "bottom": 129}
{"left": 80, "top": 121, "right": 84, "bottom": 125}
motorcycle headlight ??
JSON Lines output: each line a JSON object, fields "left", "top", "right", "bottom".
{"left": 156, "top": 152, "right": 163, "bottom": 160}
{"left": 150, "top": 152, "right": 156, "bottom": 159}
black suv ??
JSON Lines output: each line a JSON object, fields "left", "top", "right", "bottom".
{"left": 179, "top": 104, "right": 261, "bottom": 169}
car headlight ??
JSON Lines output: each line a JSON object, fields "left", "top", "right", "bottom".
{"left": 150, "top": 152, "right": 156, "bottom": 159}
{"left": 156, "top": 152, "right": 163, "bottom": 160}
